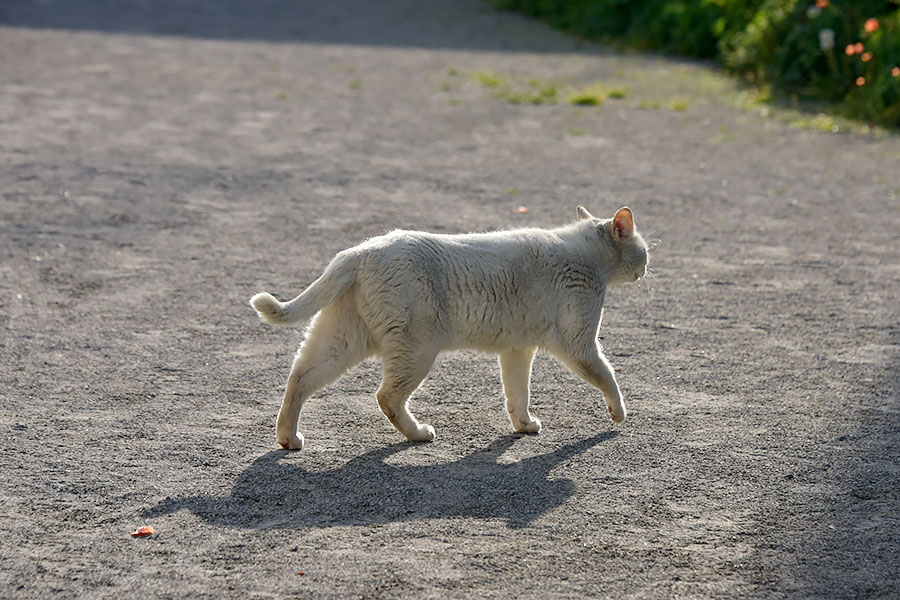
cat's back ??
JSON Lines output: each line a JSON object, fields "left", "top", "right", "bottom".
{"left": 358, "top": 226, "right": 566, "bottom": 267}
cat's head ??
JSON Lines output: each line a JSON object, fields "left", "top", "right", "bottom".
{"left": 576, "top": 206, "right": 649, "bottom": 285}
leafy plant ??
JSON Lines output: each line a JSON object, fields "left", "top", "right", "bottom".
{"left": 495, "top": 0, "right": 900, "bottom": 126}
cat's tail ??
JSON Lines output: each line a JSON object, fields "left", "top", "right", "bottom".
{"left": 250, "top": 250, "right": 360, "bottom": 326}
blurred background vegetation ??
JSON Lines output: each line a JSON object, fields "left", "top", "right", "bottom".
{"left": 493, "top": 0, "right": 900, "bottom": 127}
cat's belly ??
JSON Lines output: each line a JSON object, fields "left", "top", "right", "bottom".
{"left": 443, "top": 307, "right": 555, "bottom": 353}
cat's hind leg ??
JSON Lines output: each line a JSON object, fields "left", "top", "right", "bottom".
{"left": 499, "top": 346, "right": 542, "bottom": 433}
{"left": 276, "top": 300, "right": 371, "bottom": 450}
{"left": 376, "top": 347, "right": 438, "bottom": 442}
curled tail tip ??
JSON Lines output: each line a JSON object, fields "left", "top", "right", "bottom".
{"left": 250, "top": 292, "right": 286, "bottom": 324}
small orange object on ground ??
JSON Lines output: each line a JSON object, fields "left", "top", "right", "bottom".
{"left": 129, "top": 526, "right": 156, "bottom": 537}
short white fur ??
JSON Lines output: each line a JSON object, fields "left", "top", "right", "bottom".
{"left": 250, "top": 206, "right": 649, "bottom": 449}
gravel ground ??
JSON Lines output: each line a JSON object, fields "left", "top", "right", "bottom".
{"left": 1, "top": 1, "right": 898, "bottom": 598}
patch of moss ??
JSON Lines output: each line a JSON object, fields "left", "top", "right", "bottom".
{"left": 789, "top": 114, "right": 839, "bottom": 133}
{"left": 531, "top": 81, "right": 559, "bottom": 103}
{"left": 568, "top": 84, "right": 608, "bottom": 106}
{"left": 488, "top": 75, "right": 560, "bottom": 105}
{"left": 666, "top": 98, "right": 691, "bottom": 111}
{"left": 736, "top": 87, "right": 772, "bottom": 112}
{"left": 474, "top": 71, "right": 505, "bottom": 88}
{"left": 569, "top": 93, "right": 602, "bottom": 106}
{"left": 567, "top": 83, "right": 626, "bottom": 106}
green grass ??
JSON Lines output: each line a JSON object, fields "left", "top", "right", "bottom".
{"left": 479, "top": 73, "right": 561, "bottom": 105}
{"left": 566, "top": 83, "right": 627, "bottom": 106}
{"left": 568, "top": 83, "right": 607, "bottom": 106}
{"left": 466, "top": 70, "right": 643, "bottom": 108}
{"left": 569, "top": 93, "right": 602, "bottom": 106}
{"left": 666, "top": 98, "right": 691, "bottom": 111}
{"left": 788, "top": 114, "right": 840, "bottom": 134}
{"left": 474, "top": 71, "right": 505, "bottom": 88}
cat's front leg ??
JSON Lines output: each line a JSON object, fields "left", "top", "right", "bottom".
{"left": 499, "top": 347, "right": 542, "bottom": 433}
{"left": 584, "top": 355, "right": 627, "bottom": 424}
{"left": 603, "top": 385, "right": 627, "bottom": 424}
{"left": 556, "top": 341, "right": 627, "bottom": 424}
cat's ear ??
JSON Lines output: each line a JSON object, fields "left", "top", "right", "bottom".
{"left": 613, "top": 207, "right": 635, "bottom": 240}
{"left": 576, "top": 206, "right": 594, "bottom": 221}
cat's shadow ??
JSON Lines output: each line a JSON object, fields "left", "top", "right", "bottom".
{"left": 145, "top": 432, "right": 617, "bottom": 530}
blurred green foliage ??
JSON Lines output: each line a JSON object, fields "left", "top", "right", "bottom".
{"left": 494, "top": 0, "right": 900, "bottom": 126}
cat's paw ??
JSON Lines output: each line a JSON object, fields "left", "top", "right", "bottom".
{"left": 277, "top": 432, "right": 304, "bottom": 450}
{"left": 607, "top": 404, "right": 627, "bottom": 424}
{"left": 513, "top": 416, "right": 542, "bottom": 434}
{"left": 406, "top": 423, "right": 436, "bottom": 442}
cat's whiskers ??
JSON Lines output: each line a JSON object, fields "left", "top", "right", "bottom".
{"left": 638, "top": 267, "right": 661, "bottom": 302}
{"left": 638, "top": 235, "right": 660, "bottom": 302}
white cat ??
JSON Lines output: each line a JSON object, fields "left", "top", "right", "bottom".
{"left": 251, "top": 206, "right": 649, "bottom": 449}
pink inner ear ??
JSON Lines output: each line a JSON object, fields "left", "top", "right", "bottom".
{"left": 614, "top": 209, "right": 634, "bottom": 239}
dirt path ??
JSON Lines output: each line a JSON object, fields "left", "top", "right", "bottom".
{"left": 2, "top": 1, "right": 898, "bottom": 598}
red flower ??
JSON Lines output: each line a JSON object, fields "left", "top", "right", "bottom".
{"left": 856, "top": 76, "right": 866, "bottom": 87}
{"left": 864, "top": 18, "right": 879, "bottom": 33}
{"left": 845, "top": 44, "right": 856, "bottom": 56}
{"left": 861, "top": 52, "right": 873, "bottom": 63}
{"left": 892, "top": 67, "right": 900, "bottom": 77}
{"left": 854, "top": 43, "right": 864, "bottom": 54}
{"left": 816, "top": 0, "right": 828, "bottom": 7}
